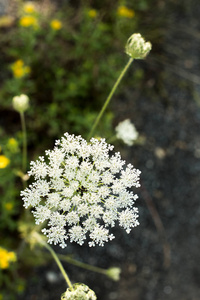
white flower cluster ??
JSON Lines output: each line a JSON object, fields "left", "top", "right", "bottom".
{"left": 61, "top": 283, "right": 97, "bottom": 300}
{"left": 21, "top": 133, "right": 140, "bottom": 248}
{"left": 115, "top": 119, "right": 139, "bottom": 146}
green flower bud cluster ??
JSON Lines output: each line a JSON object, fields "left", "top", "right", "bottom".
{"left": 12, "top": 94, "right": 29, "bottom": 113}
{"left": 125, "top": 33, "right": 152, "bottom": 59}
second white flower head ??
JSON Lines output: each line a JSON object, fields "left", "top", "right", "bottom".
{"left": 115, "top": 119, "right": 139, "bottom": 146}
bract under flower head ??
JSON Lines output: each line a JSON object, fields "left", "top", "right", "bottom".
{"left": 21, "top": 133, "right": 140, "bottom": 248}
{"left": 125, "top": 33, "right": 152, "bottom": 59}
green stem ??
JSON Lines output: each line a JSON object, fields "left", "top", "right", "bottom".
{"left": 58, "top": 254, "right": 107, "bottom": 276}
{"left": 34, "top": 233, "right": 73, "bottom": 289}
{"left": 44, "top": 243, "right": 73, "bottom": 289}
{"left": 87, "top": 57, "right": 134, "bottom": 140}
{"left": 20, "top": 112, "right": 27, "bottom": 173}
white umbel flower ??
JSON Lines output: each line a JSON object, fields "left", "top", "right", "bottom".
{"left": 21, "top": 133, "right": 140, "bottom": 248}
{"left": 115, "top": 119, "right": 139, "bottom": 146}
{"left": 61, "top": 283, "right": 97, "bottom": 300}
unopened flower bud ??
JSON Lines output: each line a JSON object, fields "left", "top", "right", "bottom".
{"left": 61, "top": 283, "right": 97, "bottom": 300}
{"left": 125, "top": 33, "right": 152, "bottom": 59}
{"left": 106, "top": 267, "right": 121, "bottom": 281}
{"left": 12, "top": 94, "right": 29, "bottom": 113}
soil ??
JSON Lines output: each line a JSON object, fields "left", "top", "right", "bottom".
{"left": 18, "top": 1, "right": 200, "bottom": 299}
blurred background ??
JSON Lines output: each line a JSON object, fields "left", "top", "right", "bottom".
{"left": 0, "top": 0, "right": 200, "bottom": 299}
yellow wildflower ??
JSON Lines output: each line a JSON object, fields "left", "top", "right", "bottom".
{"left": 117, "top": 6, "right": 135, "bottom": 18}
{"left": 23, "top": 2, "right": 37, "bottom": 14}
{"left": 0, "top": 247, "right": 17, "bottom": 269}
{"left": 11, "top": 60, "right": 31, "bottom": 78}
{"left": 88, "top": 9, "right": 97, "bottom": 18}
{"left": 0, "top": 155, "right": 10, "bottom": 168}
{"left": 4, "top": 203, "right": 14, "bottom": 211}
{"left": 50, "top": 19, "right": 62, "bottom": 30}
{"left": 7, "top": 138, "right": 19, "bottom": 153}
{"left": 19, "top": 15, "right": 38, "bottom": 27}
{"left": 0, "top": 15, "right": 14, "bottom": 28}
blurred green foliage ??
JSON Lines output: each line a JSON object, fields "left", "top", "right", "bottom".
{"left": 0, "top": 0, "right": 155, "bottom": 298}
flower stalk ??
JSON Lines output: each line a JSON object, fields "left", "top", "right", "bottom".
{"left": 20, "top": 112, "right": 27, "bottom": 173}
{"left": 33, "top": 232, "right": 73, "bottom": 289}
{"left": 87, "top": 57, "right": 134, "bottom": 140}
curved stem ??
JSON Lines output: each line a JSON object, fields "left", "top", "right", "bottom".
{"left": 20, "top": 112, "right": 27, "bottom": 173}
{"left": 58, "top": 254, "right": 107, "bottom": 276}
{"left": 87, "top": 57, "right": 134, "bottom": 140}
{"left": 44, "top": 243, "right": 73, "bottom": 289}
{"left": 34, "top": 232, "right": 73, "bottom": 289}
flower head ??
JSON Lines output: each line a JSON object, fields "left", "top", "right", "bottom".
{"left": 11, "top": 59, "right": 30, "bottom": 78}
{"left": 61, "top": 283, "right": 96, "bottom": 300}
{"left": 0, "top": 247, "right": 17, "bottom": 269}
{"left": 125, "top": 33, "right": 152, "bottom": 59}
{"left": 19, "top": 15, "right": 38, "bottom": 27}
{"left": 21, "top": 133, "right": 140, "bottom": 248}
{"left": 4, "top": 202, "right": 14, "bottom": 211}
{"left": 0, "top": 15, "right": 14, "bottom": 28}
{"left": 12, "top": 94, "right": 29, "bottom": 113}
{"left": 50, "top": 19, "right": 62, "bottom": 30}
{"left": 106, "top": 267, "right": 121, "bottom": 281}
{"left": 0, "top": 155, "right": 10, "bottom": 168}
{"left": 115, "top": 119, "right": 139, "bottom": 146}
{"left": 7, "top": 138, "right": 19, "bottom": 153}
{"left": 117, "top": 6, "right": 135, "bottom": 18}
{"left": 23, "top": 2, "right": 37, "bottom": 14}
{"left": 88, "top": 9, "right": 97, "bottom": 18}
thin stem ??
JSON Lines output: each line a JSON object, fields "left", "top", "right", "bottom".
{"left": 20, "top": 112, "right": 27, "bottom": 173}
{"left": 87, "top": 57, "right": 134, "bottom": 140}
{"left": 58, "top": 254, "right": 107, "bottom": 276}
{"left": 34, "top": 233, "right": 73, "bottom": 289}
{"left": 44, "top": 243, "right": 73, "bottom": 289}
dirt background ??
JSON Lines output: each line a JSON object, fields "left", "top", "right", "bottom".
{"left": 18, "top": 1, "right": 200, "bottom": 299}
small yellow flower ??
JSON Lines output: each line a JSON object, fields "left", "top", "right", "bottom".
{"left": 23, "top": 2, "right": 37, "bottom": 14}
{"left": 19, "top": 15, "right": 38, "bottom": 27}
{"left": 8, "top": 138, "right": 18, "bottom": 147}
{"left": 7, "top": 138, "right": 19, "bottom": 153}
{"left": 14, "top": 59, "right": 23, "bottom": 67}
{"left": 50, "top": 19, "right": 62, "bottom": 30}
{"left": 0, "top": 247, "right": 17, "bottom": 269}
{"left": 4, "top": 202, "right": 14, "bottom": 211}
{"left": 0, "top": 15, "right": 14, "bottom": 28}
{"left": 88, "top": 9, "right": 97, "bottom": 18}
{"left": 11, "top": 60, "right": 31, "bottom": 78}
{"left": 117, "top": 6, "right": 135, "bottom": 18}
{"left": 0, "top": 155, "right": 10, "bottom": 168}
